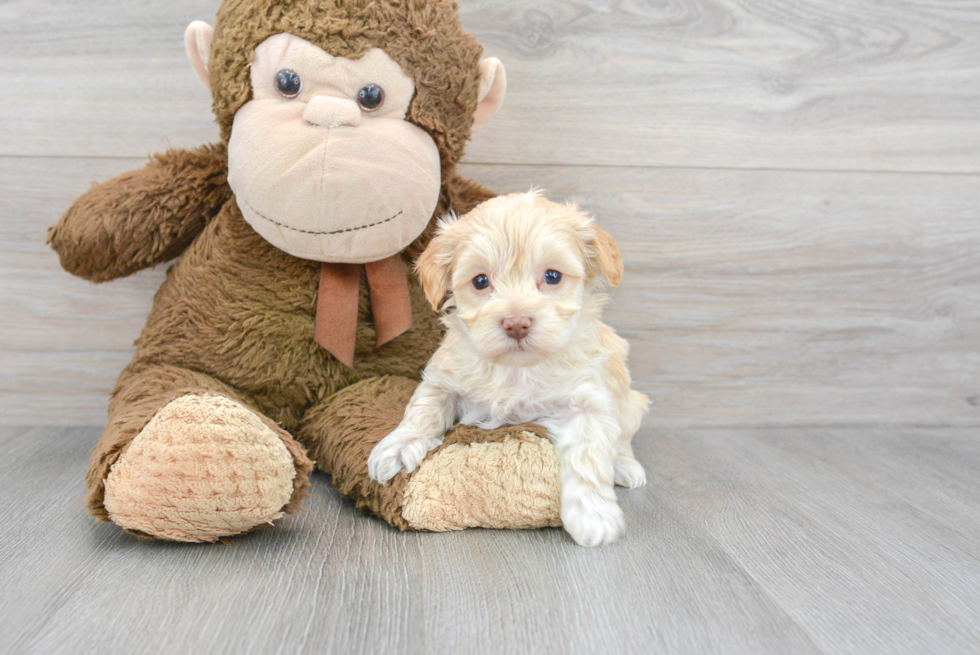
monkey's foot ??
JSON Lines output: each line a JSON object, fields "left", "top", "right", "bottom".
{"left": 400, "top": 427, "right": 561, "bottom": 531}
{"left": 103, "top": 394, "right": 302, "bottom": 543}
{"left": 305, "top": 376, "right": 563, "bottom": 532}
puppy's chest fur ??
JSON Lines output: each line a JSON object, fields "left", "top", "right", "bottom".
{"left": 432, "top": 330, "right": 612, "bottom": 430}
{"left": 456, "top": 370, "right": 572, "bottom": 429}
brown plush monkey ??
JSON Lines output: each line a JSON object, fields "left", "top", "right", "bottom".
{"left": 49, "top": 0, "right": 561, "bottom": 543}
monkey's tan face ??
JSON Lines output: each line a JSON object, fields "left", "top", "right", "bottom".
{"left": 227, "top": 34, "right": 441, "bottom": 263}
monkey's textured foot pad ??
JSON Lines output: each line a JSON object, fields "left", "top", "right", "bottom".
{"left": 103, "top": 394, "right": 299, "bottom": 543}
{"left": 305, "top": 376, "right": 562, "bottom": 532}
{"left": 402, "top": 429, "right": 562, "bottom": 531}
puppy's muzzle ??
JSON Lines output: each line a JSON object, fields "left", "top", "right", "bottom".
{"left": 502, "top": 316, "right": 532, "bottom": 340}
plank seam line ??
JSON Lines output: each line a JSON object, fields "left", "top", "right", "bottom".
{"left": 656, "top": 479, "right": 834, "bottom": 655}
{"left": 1, "top": 153, "right": 980, "bottom": 178}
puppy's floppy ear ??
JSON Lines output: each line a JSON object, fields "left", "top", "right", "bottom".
{"left": 416, "top": 217, "right": 460, "bottom": 311}
{"left": 588, "top": 224, "right": 624, "bottom": 289}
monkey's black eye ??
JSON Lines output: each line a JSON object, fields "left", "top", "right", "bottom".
{"left": 357, "top": 84, "right": 385, "bottom": 111}
{"left": 275, "top": 69, "right": 302, "bottom": 98}
{"left": 544, "top": 270, "right": 563, "bottom": 285}
{"left": 472, "top": 274, "right": 490, "bottom": 290}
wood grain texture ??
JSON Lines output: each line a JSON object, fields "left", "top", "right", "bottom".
{"left": 3, "top": 1, "right": 979, "bottom": 653}
{"left": 0, "top": 427, "right": 824, "bottom": 655}
{"left": 653, "top": 427, "right": 980, "bottom": 654}
{"left": 1, "top": 0, "right": 979, "bottom": 172}
{"left": 4, "top": 157, "right": 978, "bottom": 427}
{"left": 4, "top": 426, "right": 979, "bottom": 654}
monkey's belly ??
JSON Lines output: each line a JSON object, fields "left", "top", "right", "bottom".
{"left": 128, "top": 200, "right": 440, "bottom": 430}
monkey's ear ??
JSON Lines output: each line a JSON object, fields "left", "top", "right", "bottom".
{"left": 589, "top": 225, "right": 624, "bottom": 289}
{"left": 184, "top": 21, "right": 214, "bottom": 90}
{"left": 472, "top": 58, "right": 507, "bottom": 132}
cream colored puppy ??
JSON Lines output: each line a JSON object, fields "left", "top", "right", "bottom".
{"left": 367, "top": 191, "right": 649, "bottom": 546}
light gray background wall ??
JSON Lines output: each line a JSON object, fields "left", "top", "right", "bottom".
{"left": 2, "top": 2, "right": 979, "bottom": 654}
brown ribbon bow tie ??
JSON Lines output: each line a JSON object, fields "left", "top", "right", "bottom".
{"left": 314, "top": 254, "right": 413, "bottom": 368}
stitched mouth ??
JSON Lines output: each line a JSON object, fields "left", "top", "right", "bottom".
{"left": 243, "top": 198, "right": 403, "bottom": 236}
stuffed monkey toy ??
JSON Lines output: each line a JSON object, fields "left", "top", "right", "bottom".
{"left": 49, "top": 0, "right": 562, "bottom": 543}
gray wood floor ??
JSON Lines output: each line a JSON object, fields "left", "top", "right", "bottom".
{"left": 2, "top": 0, "right": 979, "bottom": 653}
{"left": 2, "top": 426, "right": 979, "bottom": 654}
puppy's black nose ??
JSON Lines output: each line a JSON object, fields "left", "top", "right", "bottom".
{"left": 502, "top": 316, "right": 531, "bottom": 340}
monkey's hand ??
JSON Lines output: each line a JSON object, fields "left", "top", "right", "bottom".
{"left": 48, "top": 143, "right": 231, "bottom": 282}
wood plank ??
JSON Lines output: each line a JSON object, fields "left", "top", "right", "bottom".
{"left": 652, "top": 427, "right": 980, "bottom": 655}
{"left": 0, "top": 426, "right": 822, "bottom": 655}
{"left": 0, "top": 0, "right": 217, "bottom": 159}
{"left": 1, "top": 0, "right": 979, "bottom": 172}
{"left": 407, "top": 479, "right": 821, "bottom": 655}
{"left": 0, "top": 427, "right": 429, "bottom": 655}
{"left": 1, "top": 156, "right": 162, "bottom": 353}
{"left": 3, "top": 157, "right": 978, "bottom": 427}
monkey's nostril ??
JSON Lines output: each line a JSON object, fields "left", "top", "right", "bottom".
{"left": 502, "top": 316, "right": 532, "bottom": 340}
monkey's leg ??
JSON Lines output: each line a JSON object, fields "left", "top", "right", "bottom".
{"left": 87, "top": 363, "right": 313, "bottom": 543}
{"left": 297, "top": 376, "right": 561, "bottom": 532}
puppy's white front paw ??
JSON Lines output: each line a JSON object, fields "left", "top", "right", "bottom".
{"left": 367, "top": 429, "right": 441, "bottom": 484}
{"left": 561, "top": 495, "right": 626, "bottom": 547}
{"left": 614, "top": 457, "right": 647, "bottom": 489}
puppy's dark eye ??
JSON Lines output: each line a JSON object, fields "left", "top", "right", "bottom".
{"left": 544, "top": 270, "right": 563, "bottom": 285}
{"left": 473, "top": 274, "right": 490, "bottom": 290}
{"left": 275, "top": 69, "right": 302, "bottom": 98}
{"left": 357, "top": 84, "right": 385, "bottom": 111}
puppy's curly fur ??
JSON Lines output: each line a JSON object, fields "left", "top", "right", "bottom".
{"left": 369, "top": 192, "right": 649, "bottom": 546}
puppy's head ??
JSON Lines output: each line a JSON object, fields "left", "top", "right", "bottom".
{"left": 417, "top": 191, "right": 623, "bottom": 367}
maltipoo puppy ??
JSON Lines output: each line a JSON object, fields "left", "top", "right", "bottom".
{"left": 368, "top": 191, "right": 649, "bottom": 546}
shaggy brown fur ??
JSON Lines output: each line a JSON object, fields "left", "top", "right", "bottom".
{"left": 48, "top": 0, "right": 554, "bottom": 541}
{"left": 299, "top": 375, "right": 553, "bottom": 529}
{"left": 50, "top": 144, "right": 231, "bottom": 283}
{"left": 209, "top": 0, "right": 483, "bottom": 177}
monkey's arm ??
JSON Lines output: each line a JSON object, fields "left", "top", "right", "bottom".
{"left": 48, "top": 143, "right": 231, "bottom": 283}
